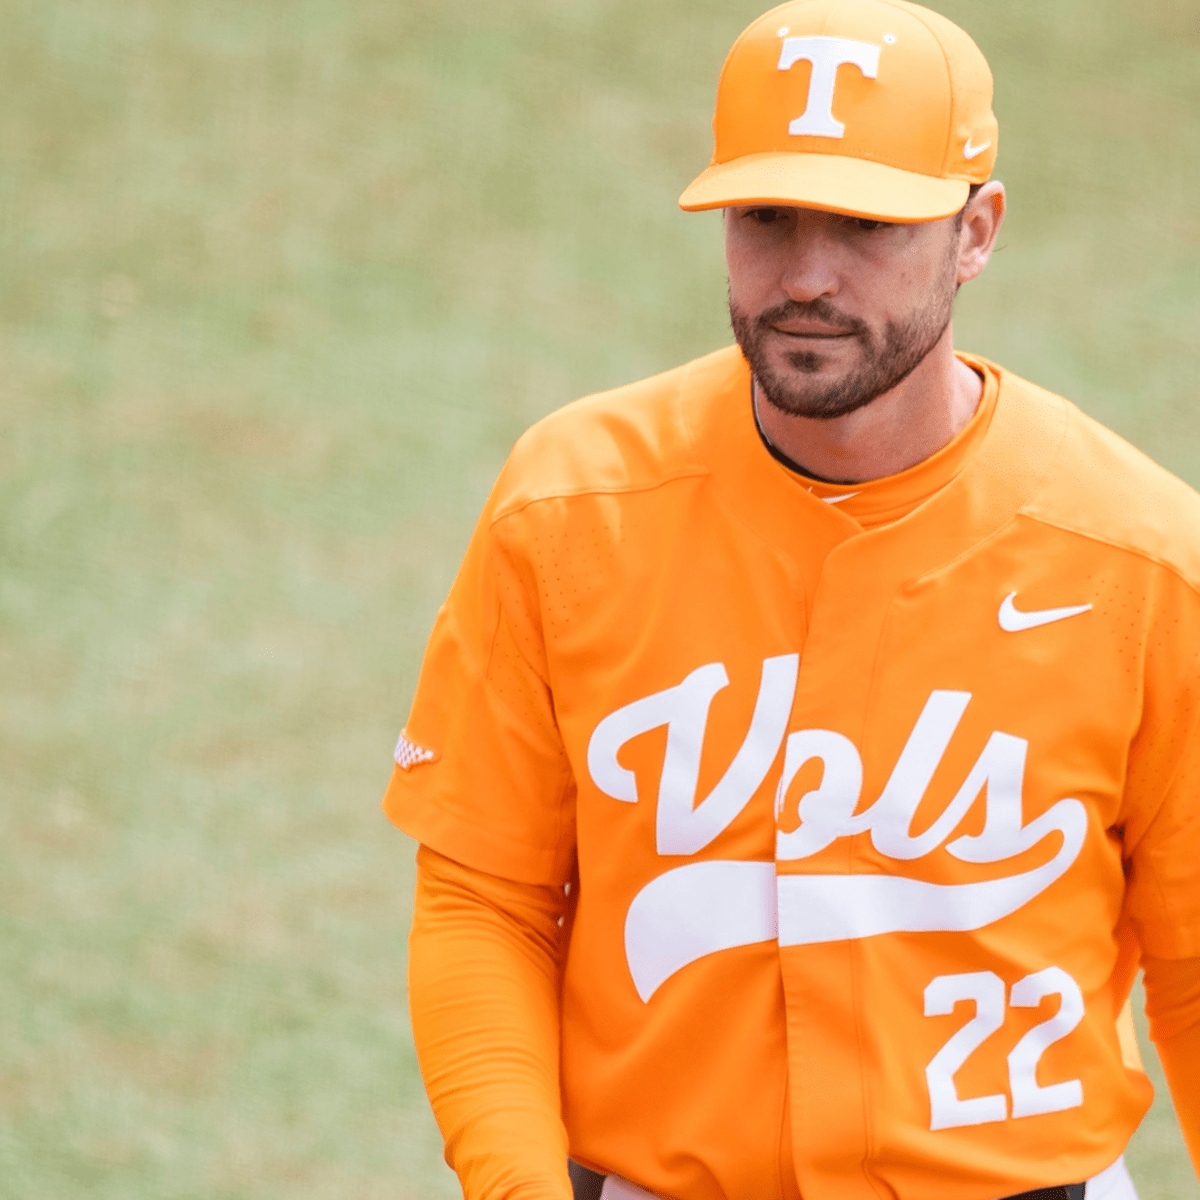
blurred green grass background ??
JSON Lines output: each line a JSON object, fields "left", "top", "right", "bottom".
{"left": 1, "top": 0, "right": 1197, "bottom": 1196}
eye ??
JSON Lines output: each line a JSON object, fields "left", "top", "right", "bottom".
{"left": 742, "top": 206, "right": 790, "bottom": 226}
{"left": 848, "top": 217, "right": 891, "bottom": 232}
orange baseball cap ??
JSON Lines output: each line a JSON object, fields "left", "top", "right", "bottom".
{"left": 679, "top": 0, "right": 998, "bottom": 222}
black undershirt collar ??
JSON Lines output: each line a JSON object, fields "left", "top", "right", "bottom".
{"left": 750, "top": 379, "right": 847, "bottom": 485}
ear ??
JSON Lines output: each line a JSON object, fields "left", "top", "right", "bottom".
{"left": 956, "top": 181, "right": 1006, "bottom": 285}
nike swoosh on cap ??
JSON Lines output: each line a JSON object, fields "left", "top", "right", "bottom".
{"left": 963, "top": 137, "right": 991, "bottom": 160}
{"left": 998, "top": 591, "right": 1092, "bottom": 632}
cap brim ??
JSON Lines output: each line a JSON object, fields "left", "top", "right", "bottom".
{"left": 679, "top": 152, "right": 970, "bottom": 223}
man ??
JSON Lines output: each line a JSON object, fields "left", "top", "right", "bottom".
{"left": 386, "top": 2, "right": 1200, "bottom": 1198}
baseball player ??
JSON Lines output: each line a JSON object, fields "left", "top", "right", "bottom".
{"left": 386, "top": 2, "right": 1200, "bottom": 1198}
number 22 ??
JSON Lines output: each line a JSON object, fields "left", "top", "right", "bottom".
{"left": 924, "top": 966, "right": 1085, "bottom": 1131}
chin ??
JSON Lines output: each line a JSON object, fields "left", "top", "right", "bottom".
{"left": 781, "top": 342, "right": 857, "bottom": 374}
{"left": 778, "top": 351, "right": 845, "bottom": 380}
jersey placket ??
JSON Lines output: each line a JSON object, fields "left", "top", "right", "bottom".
{"left": 762, "top": 389, "right": 1068, "bottom": 1200}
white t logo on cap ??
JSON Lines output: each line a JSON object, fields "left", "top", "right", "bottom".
{"left": 776, "top": 36, "right": 881, "bottom": 139}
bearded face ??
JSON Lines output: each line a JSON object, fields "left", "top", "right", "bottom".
{"left": 725, "top": 206, "right": 963, "bottom": 422}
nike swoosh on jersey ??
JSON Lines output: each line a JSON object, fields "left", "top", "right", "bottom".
{"left": 963, "top": 137, "right": 991, "bottom": 160}
{"left": 998, "top": 592, "right": 1092, "bottom": 632}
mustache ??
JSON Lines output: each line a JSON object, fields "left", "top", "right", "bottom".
{"left": 751, "top": 298, "right": 869, "bottom": 339}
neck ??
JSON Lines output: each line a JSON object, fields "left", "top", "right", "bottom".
{"left": 754, "top": 326, "right": 983, "bottom": 485}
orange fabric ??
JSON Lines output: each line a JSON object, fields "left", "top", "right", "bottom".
{"left": 409, "top": 845, "right": 572, "bottom": 1200}
{"left": 409, "top": 845, "right": 1159, "bottom": 1200}
{"left": 799, "top": 363, "right": 996, "bottom": 528}
{"left": 1144, "top": 953, "right": 1200, "bottom": 1044}
{"left": 389, "top": 344, "right": 1200, "bottom": 1200}
{"left": 1157, "top": 1023, "right": 1200, "bottom": 1172}
{"left": 1144, "top": 954, "right": 1200, "bottom": 1172}
{"left": 1114, "top": 1001, "right": 1143, "bottom": 1074}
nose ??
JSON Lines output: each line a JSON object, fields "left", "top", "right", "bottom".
{"left": 779, "top": 217, "right": 841, "bottom": 303}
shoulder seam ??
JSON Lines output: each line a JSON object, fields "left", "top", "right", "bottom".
{"left": 1015, "top": 508, "right": 1200, "bottom": 599}
{"left": 488, "top": 468, "right": 711, "bottom": 528}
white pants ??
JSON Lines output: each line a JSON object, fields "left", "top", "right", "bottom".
{"left": 599, "top": 1154, "right": 1138, "bottom": 1200}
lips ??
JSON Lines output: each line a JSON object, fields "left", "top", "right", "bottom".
{"left": 771, "top": 325, "right": 855, "bottom": 339}
{"left": 750, "top": 298, "right": 870, "bottom": 341}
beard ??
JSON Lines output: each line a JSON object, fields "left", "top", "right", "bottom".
{"left": 729, "top": 270, "right": 958, "bottom": 421}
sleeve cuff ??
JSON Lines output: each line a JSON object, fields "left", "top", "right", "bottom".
{"left": 382, "top": 765, "right": 574, "bottom": 887}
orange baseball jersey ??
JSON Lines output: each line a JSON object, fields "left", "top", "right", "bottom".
{"left": 387, "top": 346, "right": 1200, "bottom": 1200}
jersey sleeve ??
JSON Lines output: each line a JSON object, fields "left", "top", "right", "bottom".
{"left": 1122, "top": 611, "right": 1200, "bottom": 960}
{"left": 383, "top": 476, "right": 577, "bottom": 887}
